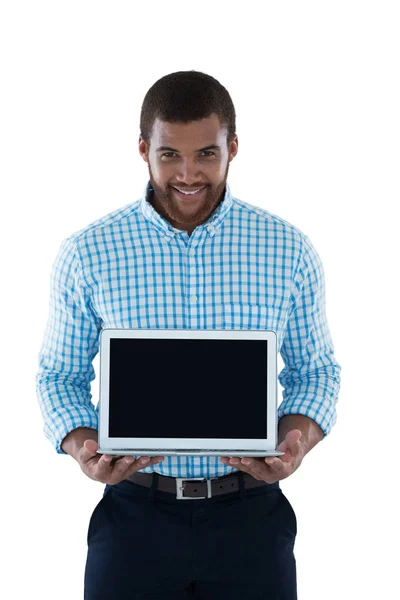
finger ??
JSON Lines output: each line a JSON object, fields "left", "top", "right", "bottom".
{"left": 241, "top": 456, "right": 294, "bottom": 482}
{"left": 80, "top": 439, "right": 99, "bottom": 463}
{"left": 95, "top": 454, "right": 112, "bottom": 473}
{"left": 111, "top": 455, "right": 139, "bottom": 477}
{"left": 105, "top": 454, "right": 148, "bottom": 478}
{"left": 123, "top": 455, "right": 165, "bottom": 479}
{"left": 264, "top": 456, "right": 292, "bottom": 478}
{"left": 88, "top": 455, "right": 129, "bottom": 483}
{"left": 109, "top": 455, "right": 166, "bottom": 481}
{"left": 277, "top": 429, "right": 302, "bottom": 454}
{"left": 221, "top": 457, "right": 279, "bottom": 483}
{"left": 264, "top": 456, "right": 286, "bottom": 467}
{"left": 280, "top": 442, "right": 303, "bottom": 466}
{"left": 221, "top": 456, "right": 260, "bottom": 479}
{"left": 239, "top": 457, "right": 276, "bottom": 481}
{"left": 226, "top": 457, "right": 246, "bottom": 469}
{"left": 286, "top": 429, "right": 302, "bottom": 445}
{"left": 221, "top": 456, "right": 252, "bottom": 469}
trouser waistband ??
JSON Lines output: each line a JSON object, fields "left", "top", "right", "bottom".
{"left": 125, "top": 471, "right": 279, "bottom": 499}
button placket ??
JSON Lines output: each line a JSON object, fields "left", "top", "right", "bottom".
{"left": 187, "top": 244, "right": 200, "bottom": 325}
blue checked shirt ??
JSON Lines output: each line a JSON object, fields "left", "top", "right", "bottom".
{"left": 36, "top": 181, "right": 341, "bottom": 478}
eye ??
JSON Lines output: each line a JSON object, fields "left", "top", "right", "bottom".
{"left": 161, "top": 151, "right": 216, "bottom": 159}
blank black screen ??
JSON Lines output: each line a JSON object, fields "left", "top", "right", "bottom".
{"left": 108, "top": 338, "right": 268, "bottom": 439}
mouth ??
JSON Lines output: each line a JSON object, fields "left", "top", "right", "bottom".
{"left": 171, "top": 185, "right": 207, "bottom": 200}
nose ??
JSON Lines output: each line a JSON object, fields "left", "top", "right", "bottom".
{"left": 174, "top": 159, "right": 203, "bottom": 185}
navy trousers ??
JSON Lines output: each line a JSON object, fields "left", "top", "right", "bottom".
{"left": 84, "top": 473, "right": 297, "bottom": 599}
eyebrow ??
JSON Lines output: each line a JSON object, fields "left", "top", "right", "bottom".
{"left": 156, "top": 144, "right": 221, "bottom": 153}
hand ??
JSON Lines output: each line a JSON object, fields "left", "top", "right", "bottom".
{"left": 219, "top": 430, "right": 305, "bottom": 484}
{"left": 77, "top": 439, "right": 165, "bottom": 485}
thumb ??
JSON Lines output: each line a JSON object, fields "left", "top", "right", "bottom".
{"left": 83, "top": 439, "right": 99, "bottom": 455}
{"left": 277, "top": 429, "right": 302, "bottom": 454}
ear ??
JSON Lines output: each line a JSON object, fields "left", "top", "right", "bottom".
{"left": 229, "top": 134, "right": 238, "bottom": 161}
{"left": 138, "top": 136, "right": 149, "bottom": 163}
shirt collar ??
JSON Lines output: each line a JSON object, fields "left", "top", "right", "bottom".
{"left": 139, "top": 180, "right": 233, "bottom": 240}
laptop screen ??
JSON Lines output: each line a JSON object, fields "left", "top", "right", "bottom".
{"left": 108, "top": 337, "right": 269, "bottom": 440}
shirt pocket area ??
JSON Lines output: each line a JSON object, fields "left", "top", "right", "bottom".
{"left": 222, "top": 303, "right": 279, "bottom": 332}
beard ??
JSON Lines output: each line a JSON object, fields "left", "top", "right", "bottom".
{"left": 147, "top": 162, "right": 230, "bottom": 229}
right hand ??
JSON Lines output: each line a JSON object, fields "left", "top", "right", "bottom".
{"left": 77, "top": 439, "right": 165, "bottom": 484}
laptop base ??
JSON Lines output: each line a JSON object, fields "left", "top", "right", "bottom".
{"left": 97, "top": 448, "right": 285, "bottom": 457}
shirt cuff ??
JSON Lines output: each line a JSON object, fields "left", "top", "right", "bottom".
{"left": 278, "top": 395, "right": 337, "bottom": 437}
{"left": 43, "top": 405, "right": 99, "bottom": 454}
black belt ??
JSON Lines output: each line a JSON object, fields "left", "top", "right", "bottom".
{"left": 125, "top": 471, "right": 278, "bottom": 500}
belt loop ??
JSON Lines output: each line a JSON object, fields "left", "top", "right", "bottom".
{"left": 148, "top": 472, "right": 159, "bottom": 502}
{"left": 237, "top": 471, "right": 246, "bottom": 500}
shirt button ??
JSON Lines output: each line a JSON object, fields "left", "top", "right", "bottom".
{"left": 190, "top": 295, "right": 197, "bottom": 303}
{"left": 190, "top": 249, "right": 196, "bottom": 255}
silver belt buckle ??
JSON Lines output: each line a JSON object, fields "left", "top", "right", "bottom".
{"left": 176, "top": 477, "right": 212, "bottom": 500}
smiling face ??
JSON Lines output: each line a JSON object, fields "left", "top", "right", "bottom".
{"left": 138, "top": 114, "right": 238, "bottom": 234}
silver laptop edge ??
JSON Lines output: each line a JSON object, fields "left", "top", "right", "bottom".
{"left": 97, "top": 328, "right": 284, "bottom": 457}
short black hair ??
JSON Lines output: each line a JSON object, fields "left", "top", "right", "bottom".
{"left": 140, "top": 70, "right": 236, "bottom": 148}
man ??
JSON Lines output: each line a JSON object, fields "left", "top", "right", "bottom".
{"left": 36, "top": 70, "right": 341, "bottom": 599}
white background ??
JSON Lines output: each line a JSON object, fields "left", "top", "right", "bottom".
{"left": 1, "top": 1, "right": 399, "bottom": 598}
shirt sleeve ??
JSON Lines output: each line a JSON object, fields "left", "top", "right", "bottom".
{"left": 36, "top": 237, "right": 101, "bottom": 454}
{"left": 277, "top": 234, "right": 341, "bottom": 436}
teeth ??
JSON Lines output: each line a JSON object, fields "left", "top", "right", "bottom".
{"left": 175, "top": 187, "right": 204, "bottom": 195}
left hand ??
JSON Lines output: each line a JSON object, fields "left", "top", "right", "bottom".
{"left": 219, "top": 429, "right": 305, "bottom": 483}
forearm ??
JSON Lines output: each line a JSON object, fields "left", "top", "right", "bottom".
{"left": 278, "top": 414, "right": 324, "bottom": 456}
{"left": 61, "top": 427, "right": 98, "bottom": 461}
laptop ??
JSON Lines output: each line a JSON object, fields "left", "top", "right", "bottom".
{"left": 97, "top": 328, "right": 284, "bottom": 457}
